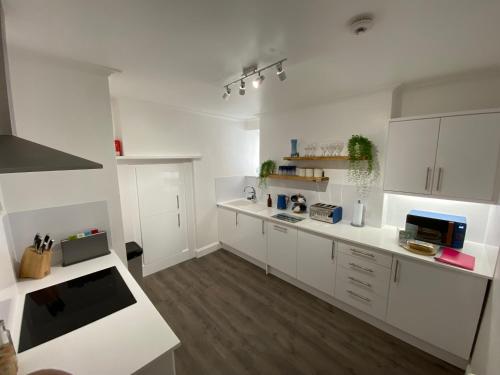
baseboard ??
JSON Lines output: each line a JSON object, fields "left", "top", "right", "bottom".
{"left": 143, "top": 249, "right": 193, "bottom": 277}
{"left": 195, "top": 242, "right": 221, "bottom": 258}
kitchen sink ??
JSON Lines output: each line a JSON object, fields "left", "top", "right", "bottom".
{"left": 225, "top": 199, "right": 266, "bottom": 212}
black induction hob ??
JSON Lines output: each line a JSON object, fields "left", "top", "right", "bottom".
{"left": 18, "top": 266, "right": 136, "bottom": 353}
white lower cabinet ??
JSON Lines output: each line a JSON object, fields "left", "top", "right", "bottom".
{"left": 218, "top": 208, "right": 238, "bottom": 249}
{"left": 218, "top": 208, "right": 267, "bottom": 263}
{"left": 334, "top": 245, "right": 392, "bottom": 320}
{"left": 386, "top": 257, "right": 488, "bottom": 359}
{"left": 268, "top": 223, "right": 298, "bottom": 278}
{"left": 297, "top": 231, "right": 336, "bottom": 296}
{"left": 237, "top": 213, "right": 267, "bottom": 263}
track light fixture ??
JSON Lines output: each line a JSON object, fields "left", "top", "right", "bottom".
{"left": 222, "top": 86, "right": 231, "bottom": 100}
{"left": 252, "top": 72, "right": 265, "bottom": 88}
{"left": 276, "top": 62, "right": 286, "bottom": 81}
{"left": 222, "top": 58, "right": 287, "bottom": 100}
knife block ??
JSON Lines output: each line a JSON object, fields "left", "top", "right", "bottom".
{"left": 19, "top": 247, "right": 52, "bottom": 279}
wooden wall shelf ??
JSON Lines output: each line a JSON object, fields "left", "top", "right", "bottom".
{"left": 268, "top": 175, "right": 329, "bottom": 182}
{"left": 283, "top": 156, "right": 349, "bottom": 161}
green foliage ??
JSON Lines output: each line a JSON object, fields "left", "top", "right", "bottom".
{"left": 347, "top": 134, "right": 374, "bottom": 173}
{"left": 347, "top": 135, "right": 378, "bottom": 198}
{"left": 258, "top": 160, "right": 276, "bottom": 189}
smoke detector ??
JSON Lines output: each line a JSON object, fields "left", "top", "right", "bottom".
{"left": 349, "top": 14, "right": 374, "bottom": 35}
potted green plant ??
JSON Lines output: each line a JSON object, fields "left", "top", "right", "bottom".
{"left": 347, "top": 134, "right": 378, "bottom": 197}
{"left": 258, "top": 160, "right": 276, "bottom": 189}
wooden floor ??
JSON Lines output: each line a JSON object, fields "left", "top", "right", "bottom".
{"left": 143, "top": 249, "right": 461, "bottom": 375}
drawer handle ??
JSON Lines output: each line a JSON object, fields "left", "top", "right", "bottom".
{"left": 348, "top": 276, "right": 372, "bottom": 289}
{"left": 347, "top": 289, "right": 371, "bottom": 304}
{"left": 351, "top": 248, "right": 375, "bottom": 259}
{"left": 273, "top": 225, "right": 288, "bottom": 233}
{"left": 348, "top": 262, "right": 374, "bottom": 274}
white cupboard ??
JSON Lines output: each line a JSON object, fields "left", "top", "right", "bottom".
{"left": 385, "top": 112, "right": 500, "bottom": 202}
{"left": 267, "top": 223, "right": 298, "bottom": 278}
{"left": 218, "top": 208, "right": 238, "bottom": 249}
{"left": 433, "top": 113, "right": 500, "bottom": 201}
{"left": 237, "top": 213, "right": 267, "bottom": 263}
{"left": 297, "top": 231, "right": 336, "bottom": 295}
{"left": 384, "top": 118, "right": 440, "bottom": 195}
{"left": 386, "top": 257, "right": 488, "bottom": 359}
{"left": 217, "top": 208, "right": 267, "bottom": 263}
{"left": 136, "top": 164, "right": 188, "bottom": 266}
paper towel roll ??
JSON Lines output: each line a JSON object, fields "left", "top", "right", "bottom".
{"left": 351, "top": 200, "right": 364, "bottom": 227}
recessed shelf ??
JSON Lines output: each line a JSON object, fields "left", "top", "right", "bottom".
{"left": 282, "top": 156, "right": 349, "bottom": 161}
{"left": 268, "top": 174, "right": 329, "bottom": 182}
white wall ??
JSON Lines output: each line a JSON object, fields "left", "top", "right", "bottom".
{"left": 0, "top": 47, "right": 127, "bottom": 263}
{"left": 383, "top": 194, "right": 496, "bottom": 244}
{"left": 0, "top": 214, "right": 15, "bottom": 291}
{"left": 393, "top": 69, "right": 500, "bottom": 118}
{"left": 470, "top": 205, "right": 500, "bottom": 375}
{"left": 112, "top": 97, "right": 259, "bottom": 249}
{"left": 259, "top": 90, "right": 393, "bottom": 226}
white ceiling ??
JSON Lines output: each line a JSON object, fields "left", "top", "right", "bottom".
{"left": 4, "top": 0, "right": 500, "bottom": 120}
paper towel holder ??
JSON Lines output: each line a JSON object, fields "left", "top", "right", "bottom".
{"left": 351, "top": 200, "right": 365, "bottom": 227}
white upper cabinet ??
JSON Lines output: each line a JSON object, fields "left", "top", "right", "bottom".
{"left": 384, "top": 118, "right": 440, "bottom": 195}
{"left": 385, "top": 111, "right": 500, "bottom": 202}
{"left": 297, "top": 231, "right": 336, "bottom": 296}
{"left": 433, "top": 113, "right": 500, "bottom": 201}
{"left": 386, "top": 257, "right": 487, "bottom": 359}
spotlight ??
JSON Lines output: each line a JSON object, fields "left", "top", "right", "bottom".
{"left": 239, "top": 80, "right": 246, "bottom": 95}
{"left": 222, "top": 86, "right": 231, "bottom": 100}
{"left": 276, "top": 63, "right": 286, "bottom": 81}
{"left": 252, "top": 73, "right": 265, "bottom": 88}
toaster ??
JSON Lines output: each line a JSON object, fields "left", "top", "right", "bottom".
{"left": 310, "top": 203, "right": 343, "bottom": 224}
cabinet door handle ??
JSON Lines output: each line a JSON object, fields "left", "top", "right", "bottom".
{"left": 436, "top": 167, "right": 443, "bottom": 191}
{"left": 348, "top": 276, "right": 372, "bottom": 289}
{"left": 177, "top": 213, "right": 181, "bottom": 227}
{"left": 262, "top": 220, "right": 265, "bottom": 235}
{"left": 347, "top": 289, "right": 371, "bottom": 303}
{"left": 331, "top": 240, "right": 335, "bottom": 260}
{"left": 350, "top": 248, "right": 375, "bottom": 259}
{"left": 176, "top": 194, "right": 179, "bottom": 209}
{"left": 348, "top": 262, "right": 374, "bottom": 273}
{"left": 393, "top": 259, "right": 400, "bottom": 283}
{"left": 235, "top": 212, "right": 238, "bottom": 227}
{"left": 425, "top": 167, "right": 431, "bottom": 191}
{"left": 273, "top": 225, "right": 288, "bottom": 233}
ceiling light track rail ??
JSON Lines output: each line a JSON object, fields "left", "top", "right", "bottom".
{"left": 222, "top": 58, "right": 287, "bottom": 99}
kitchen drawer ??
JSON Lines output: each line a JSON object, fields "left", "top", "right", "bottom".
{"left": 335, "top": 275, "right": 388, "bottom": 320}
{"left": 336, "top": 261, "right": 390, "bottom": 298}
{"left": 337, "top": 242, "right": 392, "bottom": 268}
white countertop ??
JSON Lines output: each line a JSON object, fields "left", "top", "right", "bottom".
{"left": 218, "top": 200, "right": 499, "bottom": 280}
{"left": 0, "top": 251, "right": 180, "bottom": 375}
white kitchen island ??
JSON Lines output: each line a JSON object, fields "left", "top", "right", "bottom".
{"left": 0, "top": 251, "right": 180, "bottom": 375}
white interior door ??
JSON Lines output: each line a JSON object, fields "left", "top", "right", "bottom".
{"left": 433, "top": 113, "right": 500, "bottom": 201}
{"left": 384, "top": 119, "right": 440, "bottom": 194}
{"left": 136, "top": 164, "right": 188, "bottom": 265}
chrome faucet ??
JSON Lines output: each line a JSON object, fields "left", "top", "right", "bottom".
{"left": 244, "top": 186, "right": 257, "bottom": 202}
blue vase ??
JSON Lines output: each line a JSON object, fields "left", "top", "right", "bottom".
{"left": 291, "top": 139, "right": 298, "bottom": 157}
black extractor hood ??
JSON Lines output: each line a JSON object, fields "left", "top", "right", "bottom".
{"left": 0, "top": 7, "right": 102, "bottom": 174}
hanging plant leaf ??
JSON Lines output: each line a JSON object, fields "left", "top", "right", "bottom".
{"left": 258, "top": 160, "right": 276, "bottom": 189}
